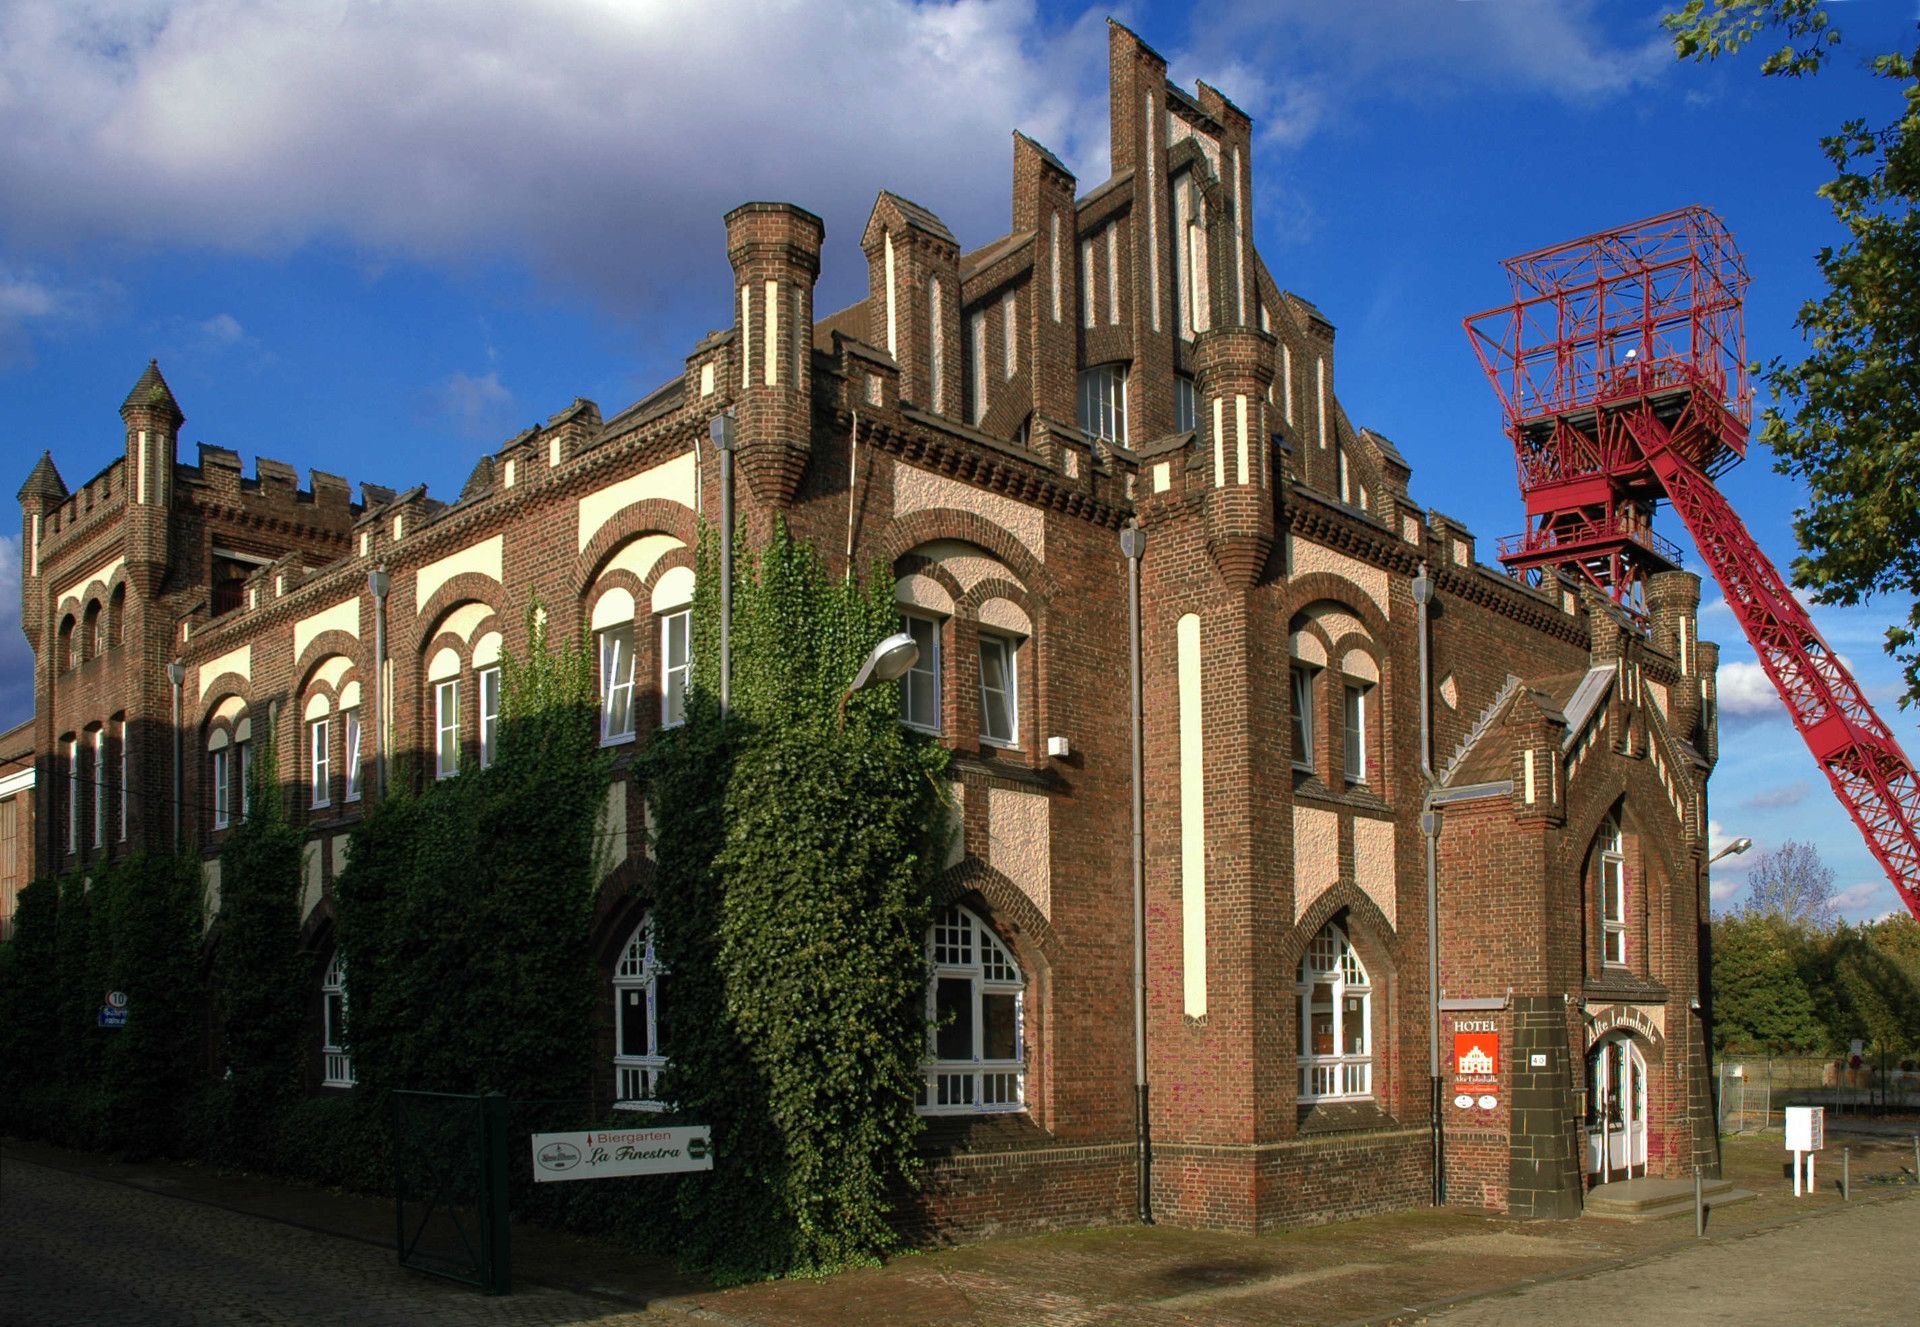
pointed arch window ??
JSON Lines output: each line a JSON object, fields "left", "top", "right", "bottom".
{"left": 613, "top": 914, "right": 669, "bottom": 1110}
{"left": 1297, "top": 921, "right": 1372, "bottom": 1101}
{"left": 921, "top": 904, "right": 1026, "bottom": 1114}
{"left": 1600, "top": 817, "right": 1627, "bottom": 966}
{"left": 322, "top": 951, "right": 354, "bottom": 1087}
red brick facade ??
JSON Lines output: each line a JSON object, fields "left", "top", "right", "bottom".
{"left": 14, "top": 21, "right": 1719, "bottom": 1238}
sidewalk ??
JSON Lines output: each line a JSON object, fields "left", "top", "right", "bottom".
{"left": 6, "top": 1132, "right": 1914, "bottom": 1326}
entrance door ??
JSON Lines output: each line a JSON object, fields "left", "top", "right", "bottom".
{"left": 1585, "top": 1036, "right": 1649, "bottom": 1180}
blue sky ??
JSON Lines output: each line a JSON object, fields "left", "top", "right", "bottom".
{"left": 1, "top": 1, "right": 1916, "bottom": 919}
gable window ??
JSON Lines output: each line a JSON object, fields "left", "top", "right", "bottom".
{"left": 1174, "top": 373, "right": 1197, "bottom": 434}
{"left": 309, "top": 717, "right": 331, "bottom": 809}
{"left": 660, "top": 610, "right": 691, "bottom": 727}
{"left": 1077, "top": 363, "right": 1128, "bottom": 444}
{"left": 1297, "top": 921, "right": 1371, "bottom": 1101}
{"left": 920, "top": 905, "right": 1025, "bottom": 1114}
{"left": 1601, "top": 817, "right": 1627, "bottom": 965}
{"left": 478, "top": 667, "right": 501, "bottom": 768}
{"left": 322, "top": 951, "right": 354, "bottom": 1087}
{"left": 1291, "top": 665, "right": 1317, "bottom": 772}
{"left": 599, "top": 624, "right": 636, "bottom": 745}
{"left": 211, "top": 745, "right": 231, "bottom": 830}
{"left": 435, "top": 679, "right": 460, "bottom": 779}
{"left": 1343, "top": 683, "right": 1369, "bottom": 785}
{"left": 899, "top": 614, "right": 942, "bottom": 733}
{"left": 343, "top": 708, "right": 362, "bottom": 802}
{"left": 978, "top": 635, "right": 1018, "bottom": 747}
{"left": 613, "top": 915, "right": 669, "bottom": 1110}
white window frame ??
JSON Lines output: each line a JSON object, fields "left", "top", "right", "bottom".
{"left": 1297, "top": 922, "right": 1372, "bottom": 1102}
{"left": 92, "top": 728, "right": 106, "bottom": 848}
{"left": 599, "top": 624, "right": 636, "bottom": 745}
{"left": 1291, "top": 664, "right": 1317, "bottom": 773}
{"left": 899, "top": 613, "right": 942, "bottom": 734}
{"left": 343, "top": 708, "right": 362, "bottom": 802}
{"left": 238, "top": 738, "right": 252, "bottom": 822}
{"left": 977, "top": 633, "right": 1019, "bottom": 748}
{"left": 920, "top": 905, "right": 1026, "bottom": 1115}
{"left": 321, "top": 951, "right": 354, "bottom": 1087}
{"left": 1602, "top": 818, "right": 1628, "bottom": 966}
{"left": 1076, "top": 362, "right": 1128, "bottom": 444}
{"left": 660, "top": 610, "right": 691, "bottom": 728}
{"left": 613, "top": 914, "right": 669, "bottom": 1111}
{"left": 65, "top": 737, "right": 78, "bottom": 853}
{"left": 1343, "top": 682, "right": 1368, "bottom": 785}
{"left": 118, "top": 722, "right": 128, "bottom": 841}
{"left": 211, "top": 745, "right": 231, "bottom": 831}
{"left": 309, "top": 716, "right": 331, "bottom": 809}
{"left": 435, "top": 678, "right": 460, "bottom": 780}
{"left": 478, "top": 667, "right": 501, "bottom": 768}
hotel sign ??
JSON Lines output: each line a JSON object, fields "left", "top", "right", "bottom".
{"left": 1453, "top": 1021, "right": 1500, "bottom": 1085}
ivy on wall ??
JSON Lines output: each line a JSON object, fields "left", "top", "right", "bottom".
{"left": 646, "top": 520, "right": 949, "bottom": 1280}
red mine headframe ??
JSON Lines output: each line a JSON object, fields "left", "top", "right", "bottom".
{"left": 1465, "top": 205, "right": 1920, "bottom": 923}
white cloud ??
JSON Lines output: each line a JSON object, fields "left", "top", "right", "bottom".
{"left": 0, "top": 1, "right": 1112, "bottom": 313}
{"left": 1832, "top": 879, "right": 1890, "bottom": 919}
{"left": 199, "top": 312, "right": 244, "bottom": 344}
{"left": 1718, "top": 659, "right": 1781, "bottom": 717}
{"left": 436, "top": 370, "right": 514, "bottom": 440}
{"left": 1740, "top": 782, "right": 1810, "bottom": 811}
{"left": 0, "top": 264, "right": 109, "bottom": 368}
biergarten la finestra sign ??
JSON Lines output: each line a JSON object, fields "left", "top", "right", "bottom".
{"left": 530, "top": 1126, "right": 713, "bottom": 1182}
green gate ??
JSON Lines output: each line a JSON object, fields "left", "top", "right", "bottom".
{"left": 391, "top": 1090, "right": 512, "bottom": 1295}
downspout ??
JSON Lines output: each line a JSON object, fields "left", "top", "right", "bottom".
{"left": 166, "top": 660, "right": 185, "bottom": 848}
{"left": 369, "top": 568, "right": 390, "bottom": 799}
{"left": 1121, "top": 523, "right": 1152, "bottom": 1224}
{"left": 1412, "top": 563, "right": 1442, "bottom": 1205}
{"left": 846, "top": 411, "right": 861, "bottom": 576}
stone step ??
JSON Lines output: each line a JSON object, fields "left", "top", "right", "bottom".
{"left": 1583, "top": 1175, "right": 1758, "bottom": 1221}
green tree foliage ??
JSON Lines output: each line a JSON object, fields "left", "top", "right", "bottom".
{"left": 645, "top": 520, "right": 949, "bottom": 1280}
{"left": 1740, "top": 838, "right": 1839, "bottom": 928}
{"left": 333, "top": 603, "right": 608, "bottom": 1112}
{"left": 209, "top": 724, "right": 308, "bottom": 1164}
{"left": 1668, "top": 1, "right": 1920, "bottom": 706}
{"left": 0, "top": 856, "right": 201, "bottom": 1154}
{"left": 1712, "top": 913, "right": 1827, "bottom": 1051}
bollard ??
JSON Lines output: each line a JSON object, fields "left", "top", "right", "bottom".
{"left": 1694, "top": 1164, "right": 1704, "bottom": 1237}
{"left": 1913, "top": 1134, "right": 1918, "bottom": 1185}
{"left": 1843, "top": 1146, "right": 1850, "bottom": 1201}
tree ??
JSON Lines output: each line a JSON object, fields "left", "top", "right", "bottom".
{"left": 1741, "top": 838, "right": 1840, "bottom": 927}
{"left": 1668, "top": 2, "right": 1920, "bottom": 707}
{"left": 1712, "top": 913, "right": 1827, "bottom": 1051}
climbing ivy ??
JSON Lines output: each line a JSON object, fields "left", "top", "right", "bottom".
{"left": 645, "top": 520, "right": 949, "bottom": 1280}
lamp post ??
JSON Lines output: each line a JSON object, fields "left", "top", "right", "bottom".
{"left": 1708, "top": 837, "right": 1753, "bottom": 865}
{"left": 838, "top": 632, "right": 919, "bottom": 730}
{"left": 710, "top": 411, "right": 737, "bottom": 719}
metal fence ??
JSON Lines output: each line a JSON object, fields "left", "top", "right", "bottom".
{"left": 1717, "top": 1056, "right": 1920, "bottom": 1133}
{"left": 391, "top": 1090, "right": 511, "bottom": 1295}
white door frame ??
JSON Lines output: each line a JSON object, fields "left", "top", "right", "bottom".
{"left": 1586, "top": 1034, "right": 1650, "bottom": 1181}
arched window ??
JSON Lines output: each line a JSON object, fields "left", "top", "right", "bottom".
{"left": 1297, "top": 921, "right": 1371, "bottom": 1102}
{"left": 84, "top": 603, "right": 104, "bottom": 660}
{"left": 109, "top": 585, "right": 126, "bottom": 646}
{"left": 1599, "top": 816, "right": 1627, "bottom": 966}
{"left": 921, "top": 904, "right": 1025, "bottom": 1114}
{"left": 322, "top": 951, "right": 354, "bottom": 1087}
{"left": 59, "top": 615, "right": 76, "bottom": 671}
{"left": 613, "top": 914, "right": 668, "bottom": 1110}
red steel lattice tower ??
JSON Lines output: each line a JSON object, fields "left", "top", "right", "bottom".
{"left": 1464, "top": 205, "right": 1920, "bottom": 922}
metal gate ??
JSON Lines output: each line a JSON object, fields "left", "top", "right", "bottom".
{"left": 391, "top": 1090, "right": 511, "bottom": 1295}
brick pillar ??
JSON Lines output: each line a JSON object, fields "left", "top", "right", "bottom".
{"left": 726, "top": 201, "right": 824, "bottom": 506}
{"left": 1012, "top": 132, "right": 1079, "bottom": 427}
{"left": 1506, "top": 995, "right": 1582, "bottom": 1218}
{"left": 1190, "top": 326, "right": 1275, "bottom": 587}
{"left": 861, "top": 193, "right": 960, "bottom": 418}
{"left": 1646, "top": 570, "right": 1703, "bottom": 738}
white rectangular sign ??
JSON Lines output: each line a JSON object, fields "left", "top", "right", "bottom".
{"left": 530, "top": 1125, "right": 712, "bottom": 1182}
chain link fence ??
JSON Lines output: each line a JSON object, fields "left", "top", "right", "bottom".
{"left": 1717, "top": 1056, "right": 1920, "bottom": 1133}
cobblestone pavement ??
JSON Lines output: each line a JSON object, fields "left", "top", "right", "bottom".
{"left": 0, "top": 1157, "right": 659, "bottom": 1326}
{"left": 1412, "top": 1196, "right": 1917, "bottom": 1327}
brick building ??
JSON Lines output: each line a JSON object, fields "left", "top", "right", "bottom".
{"left": 12, "top": 22, "right": 1720, "bottom": 1235}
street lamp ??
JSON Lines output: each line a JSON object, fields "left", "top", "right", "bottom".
{"left": 1708, "top": 837, "right": 1753, "bottom": 865}
{"left": 837, "top": 632, "right": 919, "bottom": 730}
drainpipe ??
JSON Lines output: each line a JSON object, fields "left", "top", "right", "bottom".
{"left": 1411, "top": 564, "right": 1444, "bottom": 1205}
{"left": 1121, "top": 523, "right": 1152, "bottom": 1224}
{"left": 369, "top": 568, "right": 390, "bottom": 798}
{"left": 711, "top": 412, "right": 736, "bottom": 718}
{"left": 166, "top": 660, "right": 185, "bottom": 848}
{"left": 846, "top": 411, "right": 862, "bottom": 575}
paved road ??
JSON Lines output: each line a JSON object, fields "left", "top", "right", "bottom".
{"left": 0, "top": 1156, "right": 659, "bottom": 1326}
{"left": 1418, "top": 1195, "right": 1916, "bottom": 1326}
